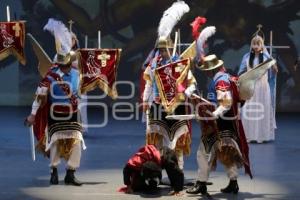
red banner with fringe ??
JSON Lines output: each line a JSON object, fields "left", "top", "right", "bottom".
{"left": 0, "top": 21, "right": 26, "bottom": 65}
{"left": 78, "top": 49, "right": 121, "bottom": 99}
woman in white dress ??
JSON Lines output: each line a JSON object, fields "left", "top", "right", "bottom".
{"left": 238, "top": 35, "right": 277, "bottom": 143}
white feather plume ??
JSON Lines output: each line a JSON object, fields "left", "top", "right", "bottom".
{"left": 43, "top": 18, "right": 72, "bottom": 56}
{"left": 158, "top": 1, "right": 190, "bottom": 39}
{"left": 196, "top": 26, "right": 216, "bottom": 60}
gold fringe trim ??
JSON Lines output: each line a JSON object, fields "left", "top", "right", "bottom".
{"left": 175, "top": 132, "right": 191, "bottom": 156}
{"left": 0, "top": 46, "right": 26, "bottom": 65}
{"left": 35, "top": 136, "right": 80, "bottom": 160}
{"left": 57, "top": 138, "right": 80, "bottom": 160}
{"left": 81, "top": 78, "right": 118, "bottom": 99}
{"left": 146, "top": 132, "right": 163, "bottom": 148}
{"left": 146, "top": 132, "right": 191, "bottom": 156}
{"left": 215, "top": 140, "right": 244, "bottom": 168}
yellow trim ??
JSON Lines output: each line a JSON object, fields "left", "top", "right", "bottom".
{"left": 0, "top": 46, "right": 26, "bottom": 65}
{"left": 180, "top": 41, "right": 196, "bottom": 60}
{"left": 81, "top": 78, "right": 118, "bottom": 99}
{"left": 143, "top": 73, "right": 151, "bottom": 82}
{"left": 143, "top": 66, "right": 152, "bottom": 83}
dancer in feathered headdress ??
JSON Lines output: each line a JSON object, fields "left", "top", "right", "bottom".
{"left": 140, "top": 1, "right": 190, "bottom": 98}
{"left": 186, "top": 18, "right": 255, "bottom": 196}
{"left": 141, "top": 2, "right": 197, "bottom": 190}
{"left": 25, "top": 18, "right": 85, "bottom": 186}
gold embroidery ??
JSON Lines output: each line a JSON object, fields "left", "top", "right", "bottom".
{"left": 97, "top": 52, "right": 111, "bottom": 67}
{"left": 12, "top": 22, "right": 21, "bottom": 37}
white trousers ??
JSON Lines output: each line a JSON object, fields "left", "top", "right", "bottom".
{"left": 196, "top": 142, "right": 238, "bottom": 182}
{"left": 50, "top": 141, "right": 82, "bottom": 169}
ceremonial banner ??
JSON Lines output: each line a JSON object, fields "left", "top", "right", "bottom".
{"left": 0, "top": 21, "right": 26, "bottom": 65}
{"left": 154, "top": 58, "right": 190, "bottom": 113}
{"left": 78, "top": 49, "right": 121, "bottom": 99}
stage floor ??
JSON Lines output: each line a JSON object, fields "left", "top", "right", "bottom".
{"left": 0, "top": 107, "right": 299, "bottom": 200}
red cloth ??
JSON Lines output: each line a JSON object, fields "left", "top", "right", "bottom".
{"left": 229, "top": 79, "right": 253, "bottom": 179}
{"left": 33, "top": 102, "right": 49, "bottom": 141}
{"left": 127, "top": 145, "right": 161, "bottom": 171}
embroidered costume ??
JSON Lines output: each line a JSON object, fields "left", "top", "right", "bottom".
{"left": 187, "top": 55, "right": 252, "bottom": 195}
{"left": 26, "top": 18, "right": 85, "bottom": 186}
{"left": 142, "top": 1, "right": 195, "bottom": 170}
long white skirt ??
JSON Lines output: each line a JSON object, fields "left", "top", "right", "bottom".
{"left": 241, "top": 73, "right": 276, "bottom": 142}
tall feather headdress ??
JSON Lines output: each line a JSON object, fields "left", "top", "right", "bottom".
{"left": 196, "top": 26, "right": 216, "bottom": 62}
{"left": 157, "top": 1, "right": 190, "bottom": 42}
{"left": 43, "top": 18, "right": 74, "bottom": 64}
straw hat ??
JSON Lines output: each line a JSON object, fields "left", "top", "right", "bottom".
{"left": 198, "top": 54, "right": 224, "bottom": 71}
{"left": 54, "top": 51, "right": 77, "bottom": 65}
{"left": 155, "top": 37, "right": 174, "bottom": 49}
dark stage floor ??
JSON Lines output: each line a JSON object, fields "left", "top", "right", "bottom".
{"left": 0, "top": 106, "right": 299, "bottom": 200}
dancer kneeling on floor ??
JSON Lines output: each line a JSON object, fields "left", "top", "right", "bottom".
{"left": 122, "top": 145, "right": 184, "bottom": 196}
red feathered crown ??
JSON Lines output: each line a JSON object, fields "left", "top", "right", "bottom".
{"left": 190, "top": 16, "right": 207, "bottom": 40}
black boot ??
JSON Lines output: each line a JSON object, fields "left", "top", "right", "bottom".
{"left": 221, "top": 180, "right": 239, "bottom": 194}
{"left": 50, "top": 167, "right": 58, "bottom": 185}
{"left": 64, "top": 169, "right": 82, "bottom": 186}
{"left": 186, "top": 181, "right": 207, "bottom": 194}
